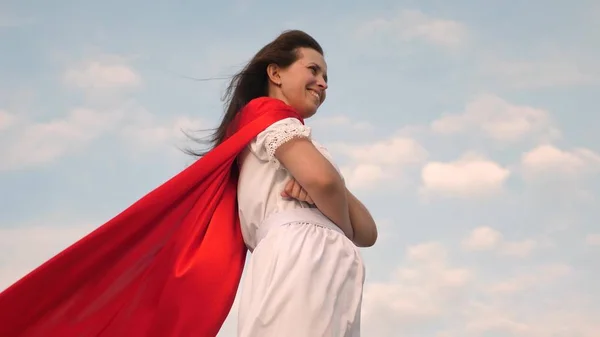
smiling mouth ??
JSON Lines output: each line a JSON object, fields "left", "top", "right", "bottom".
{"left": 307, "top": 89, "right": 321, "bottom": 102}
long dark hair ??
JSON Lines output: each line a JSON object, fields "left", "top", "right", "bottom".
{"left": 187, "top": 30, "right": 324, "bottom": 156}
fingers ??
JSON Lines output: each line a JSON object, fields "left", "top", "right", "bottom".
{"left": 291, "top": 179, "right": 303, "bottom": 199}
{"left": 285, "top": 178, "right": 295, "bottom": 191}
{"left": 281, "top": 178, "right": 295, "bottom": 197}
{"left": 298, "top": 188, "right": 308, "bottom": 201}
{"left": 281, "top": 178, "right": 313, "bottom": 204}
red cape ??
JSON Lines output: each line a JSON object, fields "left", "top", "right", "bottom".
{"left": 0, "top": 97, "right": 303, "bottom": 337}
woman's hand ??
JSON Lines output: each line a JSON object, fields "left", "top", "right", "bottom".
{"left": 281, "top": 178, "right": 314, "bottom": 204}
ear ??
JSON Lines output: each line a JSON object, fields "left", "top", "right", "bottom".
{"left": 266, "top": 63, "right": 281, "bottom": 86}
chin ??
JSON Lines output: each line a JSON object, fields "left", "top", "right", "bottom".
{"left": 304, "top": 102, "right": 320, "bottom": 117}
{"left": 302, "top": 108, "right": 318, "bottom": 119}
{"left": 292, "top": 101, "right": 319, "bottom": 119}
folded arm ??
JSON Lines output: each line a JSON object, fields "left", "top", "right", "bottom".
{"left": 345, "top": 188, "right": 378, "bottom": 247}
{"left": 274, "top": 138, "right": 354, "bottom": 239}
{"left": 281, "top": 176, "right": 378, "bottom": 247}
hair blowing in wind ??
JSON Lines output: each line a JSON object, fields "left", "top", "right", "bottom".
{"left": 187, "top": 30, "right": 324, "bottom": 156}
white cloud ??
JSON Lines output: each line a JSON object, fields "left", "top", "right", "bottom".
{"left": 459, "top": 297, "right": 600, "bottom": 337}
{"left": 64, "top": 60, "right": 141, "bottom": 90}
{"left": 362, "top": 242, "right": 472, "bottom": 336}
{"left": 406, "top": 241, "right": 449, "bottom": 264}
{"left": 462, "top": 226, "right": 503, "bottom": 251}
{"left": 585, "top": 234, "right": 600, "bottom": 246}
{"left": 463, "top": 306, "right": 531, "bottom": 336}
{"left": 499, "top": 239, "right": 537, "bottom": 257}
{"left": 420, "top": 154, "right": 510, "bottom": 198}
{"left": 120, "top": 115, "right": 205, "bottom": 149}
{"left": 0, "top": 100, "right": 199, "bottom": 171}
{"left": 340, "top": 164, "right": 389, "bottom": 189}
{"left": 0, "top": 109, "right": 17, "bottom": 130}
{"left": 333, "top": 136, "right": 428, "bottom": 189}
{"left": 0, "top": 107, "right": 125, "bottom": 170}
{"left": 521, "top": 144, "right": 600, "bottom": 180}
{"left": 359, "top": 239, "right": 593, "bottom": 337}
{"left": 337, "top": 137, "right": 427, "bottom": 166}
{"left": 431, "top": 94, "right": 560, "bottom": 143}
{"left": 357, "top": 9, "right": 468, "bottom": 48}
{"left": 0, "top": 222, "right": 96, "bottom": 290}
{"left": 462, "top": 226, "right": 538, "bottom": 257}
{"left": 486, "top": 264, "right": 571, "bottom": 295}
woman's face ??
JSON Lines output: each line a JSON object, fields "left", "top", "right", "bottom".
{"left": 268, "top": 47, "right": 328, "bottom": 118}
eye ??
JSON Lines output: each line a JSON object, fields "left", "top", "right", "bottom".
{"left": 308, "top": 66, "right": 318, "bottom": 75}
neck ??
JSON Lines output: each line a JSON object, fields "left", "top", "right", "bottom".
{"left": 267, "top": 87, "right": 289, "bottom": 106}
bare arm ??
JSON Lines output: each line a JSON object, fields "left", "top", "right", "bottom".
{"left": 346, "top": 188, "right": 378, "bottom": 247}
{"left": 274, "top": 138, "right": 354, "bottom": 239}
{"left": 282, "top": 178, "right": 378, "bottom": 247}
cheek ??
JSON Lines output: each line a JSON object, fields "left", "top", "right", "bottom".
{"left": 284, "top": 79, "right": 309, "bottom": 99}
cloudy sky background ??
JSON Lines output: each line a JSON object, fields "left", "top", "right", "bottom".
{"left": 1, "top": 0, "right": 599, "bottom": 336}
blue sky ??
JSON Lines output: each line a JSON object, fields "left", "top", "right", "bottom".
{"left": 1, "top": 1, "right": 599, "bottom": 336}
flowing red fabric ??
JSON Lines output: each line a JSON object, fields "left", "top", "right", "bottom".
{"left": 0, "top": 97, "right": 303, "bottom": 337}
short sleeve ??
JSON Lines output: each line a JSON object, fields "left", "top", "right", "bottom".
{"left": 250, "top": 117, "right": 312, "bottom": 169}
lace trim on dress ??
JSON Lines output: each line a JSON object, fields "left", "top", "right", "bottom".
{"left": 265, "top": 123, "right": 311, "bottom": 168}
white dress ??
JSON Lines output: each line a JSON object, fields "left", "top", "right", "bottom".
{"left": 236, "top": 118, "right": 365, "bottom": 337}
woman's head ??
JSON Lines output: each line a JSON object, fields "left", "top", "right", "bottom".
{"left": 193, "top": 30, "right": 326, "bottom": 155}
{"left": 265, "top": 45, "right": 328, "bottom": 119}
{"left": 230, "top": 29, "right": 327, "bottom": 119}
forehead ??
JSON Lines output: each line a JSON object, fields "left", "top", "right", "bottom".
{"left": 296, "top": 48, "right": 327, "bottom": 71}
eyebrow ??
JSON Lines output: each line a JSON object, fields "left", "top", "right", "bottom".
{"left": 310, "top": 63, "right": 328, "bottom": 83}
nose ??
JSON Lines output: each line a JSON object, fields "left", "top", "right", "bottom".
{"left": 317, "top": 77, "right": 328, "bottom": 90}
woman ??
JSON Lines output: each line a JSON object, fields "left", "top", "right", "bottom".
{"left": 0, "top": 30, "right": 377, "bottom": 337}
{"left": 223, "top": 31, "right": 379, "bottom": 336}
